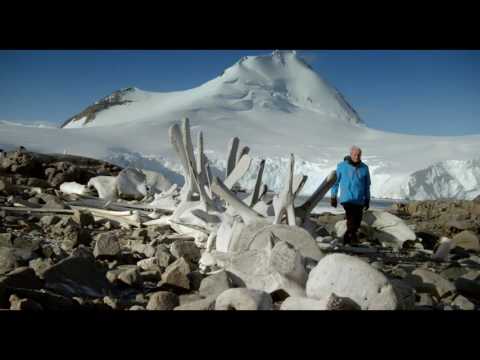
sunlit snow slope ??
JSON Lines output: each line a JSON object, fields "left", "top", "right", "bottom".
{"left": 1, "top": 50, "right": 479, "bottom": 200}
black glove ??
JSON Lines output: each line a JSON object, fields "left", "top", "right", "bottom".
{"left": 331, "top": 197, "right": 337, "bottom": 208}
{"left": 364, "top": 200, "right": 370, "bottom": 211}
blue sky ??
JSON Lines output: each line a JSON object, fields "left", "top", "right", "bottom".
{"left": 0, "top": 50, "right": 479, "bottom": 135}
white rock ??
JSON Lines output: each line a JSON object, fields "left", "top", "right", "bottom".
{"left": 280, "top": 297, "right": 328, "bottom": 310}
{"left": 306, "top": 253, "right": 399, "bottom": 310}
{"left": 215, "top": 288, "right": 273, "bottom": 310}
{"left": 363, "top": 211, "right": 416, "bottom": 249}
{"left": 59, "top": 182, "right": 90, "bottom": 196}
{"left": 116, "top": 167, "right": 148, "bottom": 200}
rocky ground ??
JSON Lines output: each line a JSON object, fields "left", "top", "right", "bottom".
{"left": 1, "top": 147, "right": 479, "bottom": 311}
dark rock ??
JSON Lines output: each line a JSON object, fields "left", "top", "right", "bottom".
{"left": 161, "top": 257, "right": 191, "bottom": 290}
{"left": 170, "top": 239, "right": 201, "bottom": 264}
{"left": 72, "top": 209, "right": 95, "bottom": 228}
{"left": 199, "top": 270, "right": 234, "bottom": 298}
{"left": 146, "top": 291, "right": 179, "bottom": 310}
{"left": 188, "top": 271, "right": 205, "bottom": 291}
{"left": 94, "top": 233, "right": 121, "bottom": 258}
{"left": 9, "top": 294, "right": 43, "bottom": 311}
{"left": 455, "top": 271, "right": 480, "bottom": 299}
{"left": 326, "top": 293, "right": 361, "bottom": 310}
{"left": 43, "top": 255, "right": 112, "bottom": 298}
{"left": 0, "top": 267, "right": 43, "bottom": 290}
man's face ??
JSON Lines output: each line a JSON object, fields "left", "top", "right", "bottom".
{"left": 351, "top": 148, "right": 361, "bottom": 163}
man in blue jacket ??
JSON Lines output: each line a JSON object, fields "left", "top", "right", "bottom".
{"left": 331, "top": 146, "right": 371, "bottom": 245}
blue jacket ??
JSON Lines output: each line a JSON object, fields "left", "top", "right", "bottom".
{"left": 331, "top": 158, "right": 371, "bottom": 206}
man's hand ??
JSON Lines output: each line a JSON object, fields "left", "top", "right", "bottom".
{"left": 331, "top": 197, "right": 337, "bottom": 208}
{"left": 364, "top": 200, "right": 370, "bottom": 211}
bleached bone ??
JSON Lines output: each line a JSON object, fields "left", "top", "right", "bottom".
{"left": 142, "top": 169, "right": 173, "bottom": 194}
{"left": 236, "top": 146, "right": 250, "bottom": 166}
{"left": 226, "top": 137, "right": 239, "bottom": 177}
{"left": 88, "top": 176, "right": 118, "bottom": 201}
{"left": 169, "top": 123, "right": 196, "bottom": 201}
{"left": 143, "top": 216, "right": 172, "bottom": 227}
{"left": 273, "top": 154, "right": 308, "bottom": 226}
{"left": 250, "top": 159, "right": 266, "bottom": 207}
{"left": 210, "top": 176, "right": 265, "bottom": 225}
{"left": 0, "top": 206, "right": 75, "bottom": 215}
{"left": 295, "top": 170, "right": 337, "bottom": 220}
{"left": 59, "top": 182, "right": 91, "bottom": 196}
{"left": 224, "top": 154, "right": 252, "bottom": 189}
{"left": 195, "top": 131, "right": 209, "bottom": 194}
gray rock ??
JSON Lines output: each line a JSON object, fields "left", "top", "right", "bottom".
{"left": 280, "top": 296, "right": 329, "bottom": 310}
{"left": 0, "top": 233, "right": 13, "bottom": 247}
{"left": 179, "top": 293, "right": 203, "bottom": 305}
{"left": 28, "top": 258, "right": 53, "bottom": 279}
{"left": 43, "top": 255, "right": 111, "bottom": 297}
{"left": 146, "top": 291, "right": 179, "bottom": 310}
{"left": 452, "top": 295, "right": 475, "bottom": 310}
{"left": 440, "top": 266, "right": 469, "bottom": 281}
{"left": 170, "top": 239, "right": 201, "bottom": 264}
{"left": 306, "top": 253, "right": 399, "bottom": 310}
{"left": 155, "top": 248, "right": 173, "bottom": 268}
{"left": 117, "top": 268, "right": 142, "bottom": 287}
{"left": 405, "top": 269, "right": 456, "bottom": 299}
{"left": 103, "top": 296, "right": 118, "bottom": 310}
{"left": 129, "top": 305, "right": 145, "bottom": 311}
{"left": 215, "top": 288, "right": 273, "bottom": 310}
{"left": 0, "top": 247, "right": 18, "bottom": 275}
{"left": 2, "top": 288, "right": 78, "bottom": 310}
{"left": 174, "top": 296, "right": 216, "bottom": 310}
{"left": 199, "top": 270, "right": 234, "bottom": 298}
{"left": 161, "top": 257, "right": 191, "bottom": 290}
{"left": 94, "top": 233, "right": 120, "bottom": 258}
{"left": 452, "top": 230, "right": 479, "bottom": 252}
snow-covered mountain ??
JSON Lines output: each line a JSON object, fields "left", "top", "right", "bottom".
{"left": 1, "top": 50, "right": 480, "bottom": 200}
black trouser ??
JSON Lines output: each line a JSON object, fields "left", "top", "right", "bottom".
{"left": 342, "top": 202, "right": 364, "bottom": 244}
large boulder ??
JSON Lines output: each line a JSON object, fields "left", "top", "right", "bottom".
{"left": 215, "top": 288, "right": 273, "bottom": 310}
{"left": 201, "top": 240, "right": 308, "bottom": 297}
{"left": 43, "top": 255, "right": 112, "bottom": 298}
{"left": 306, "top": 253, "right": 399, "bottom": 310}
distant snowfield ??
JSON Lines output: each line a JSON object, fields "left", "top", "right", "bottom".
{"left": 1, "top": 50, "right": 479, "bottom": 200}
